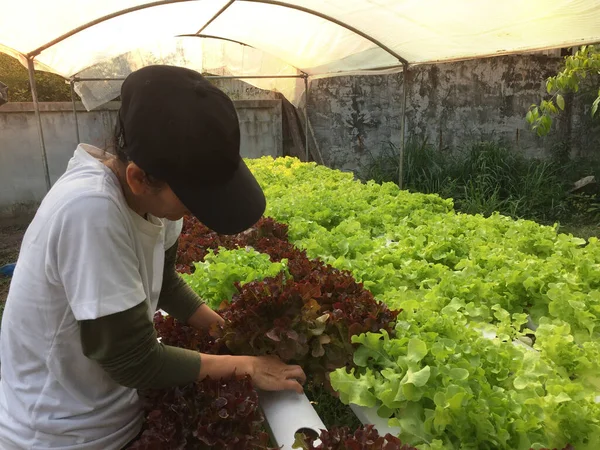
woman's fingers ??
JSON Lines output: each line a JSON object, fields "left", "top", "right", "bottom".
{"left": 250, "top": 356, "right": 307, "bottom": 393}
{"left": 270, "top": 378, "right": 304, "bottom": 394}
{"left": 284, "top": 366, "right": 307, "bottom": 385}
{"left": 281, "top": 379, "right": 304, "bottom": 394}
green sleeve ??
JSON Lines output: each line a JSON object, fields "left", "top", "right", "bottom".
{"left": 157, "top": 239, "right": 204, "bottom": 323}
{"left": 79, "top": 300, "right": 201, "bottom": 390}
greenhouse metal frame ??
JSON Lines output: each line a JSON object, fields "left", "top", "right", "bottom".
{"left": 2, "top": 0, "right": 599, "bottom": 191}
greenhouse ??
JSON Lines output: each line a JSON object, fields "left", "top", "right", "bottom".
{"left": 1, "top": 1, "right": 600, "bottom": 449}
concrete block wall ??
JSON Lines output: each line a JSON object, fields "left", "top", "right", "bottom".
{"left": 306, "top": 54, "right": 591, "bottom": 174}
{"left": 0, "top": 100, "right": 282, "bottom": 220}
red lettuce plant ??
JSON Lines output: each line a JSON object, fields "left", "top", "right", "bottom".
{"left": 218, "top": 268, "right": 398, "bottom": 387}
{"left": 176, "top": 216, "right": 399, "bottom": 388}
{"left": 293, "top": 425, "right": 415, "bottom": 450}
{"left": 153, "top": 312, "right": 227, "bottom": 355}
{"left": 128, "top": 317, "right": 272, "bottom": 450}
{"left": 176, "top": 217, "right": 288, "bottom": 274}
{"left": 128, "top": 376, "right": 275, "bottom": 450}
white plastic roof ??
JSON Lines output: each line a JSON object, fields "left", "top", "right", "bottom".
{"left": 1, "top": 0, "right": 600, "bottom": 109}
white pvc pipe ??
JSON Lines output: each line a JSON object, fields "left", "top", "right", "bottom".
{"left": 259, "top": 390, "right": 326, "bottom": 449}
{"left": 349, "top": 403, "right": 401, "bottom": 437}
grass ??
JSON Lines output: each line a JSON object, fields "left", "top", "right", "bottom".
{"left": 360, "top": 138, "right": 600, "bottom": 229}
{"left": 362, "top": 139, "right": 457, "bottom": 198}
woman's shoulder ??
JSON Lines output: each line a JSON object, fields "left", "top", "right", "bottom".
{"left": 30, "top": 174, "right": 129, "bottom": 244}
{"left": 43, "top": 151, "right": 127, "bottom": 222}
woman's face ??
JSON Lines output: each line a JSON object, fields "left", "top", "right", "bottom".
{"left": 149, "top": 185, "right": 191, "bottom": 221}
{"left": 124, "top": 162, "right": 191, "bottom": 221}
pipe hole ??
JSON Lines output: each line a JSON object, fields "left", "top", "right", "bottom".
{"left": 296, "top": 427, "right": 319, "bottom": 440}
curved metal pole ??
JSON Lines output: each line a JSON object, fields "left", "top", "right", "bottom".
{"left": 238, "top": 0, "right": 409, "bottom": 66}
{"left": 177, "top": 33, "right": 254, "bottom": 48}
{"left": 27, "top": 0, "right": 409, "bottom": 67}
{"left": 27, "top": 57, "right": 51, "bottom": 192}
{"left": 195, "top": 0, "right": 235, "bottom": 34}
{"left": 178, "top": 34, "right": 310, "bottom": 77}
{"left": 27, "top": 0, "right": 195, "bottom": 57}
{"left": 398, "top": 63, "right": 409, "bottom": 189}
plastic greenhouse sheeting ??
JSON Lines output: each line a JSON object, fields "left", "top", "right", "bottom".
{"left": 1, "top": 0, "right": 599, "bottom": 109}
{"left": 72, "top": 37, "right": 307, "bottom": 110}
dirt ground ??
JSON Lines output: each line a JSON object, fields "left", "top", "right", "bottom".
{"left": 0, "top": 225, "right": 26, "bottom": 304}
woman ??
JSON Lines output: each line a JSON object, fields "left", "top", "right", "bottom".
{"left": 0, "top": 65, "right": 306, "bottom": 449}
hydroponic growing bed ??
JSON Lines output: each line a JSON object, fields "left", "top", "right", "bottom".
{"left": 130, "top": 157, "right": 600, "bottom": 450}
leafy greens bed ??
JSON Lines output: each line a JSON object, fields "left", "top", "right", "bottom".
{"left": 130, "top": 217, "right": 399, "bottom": 449}
{"left": 244, "top": 157, "right": 600, "bottom": 450}
{"left": 133, "top": 157, "right": 599, "bottom": 449}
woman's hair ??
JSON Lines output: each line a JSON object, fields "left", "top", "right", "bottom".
{"left": 113, "top": 118, "right": 166, "bottom": 190}
{"left": 114, "top": 117, "right": 130, "bottom": 164}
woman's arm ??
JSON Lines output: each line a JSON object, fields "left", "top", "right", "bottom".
{"left": 80, "top": 301, "right": 306, "bottom": 393}
{"left": 187, "top": 303, "right": 225, "bottom": 329}
{"left": 80, "top": 300, "right": 202, "bottom": 390}
{"left": 152, "top": 240, "right": 305, "bottom": 392}
{"left": 158, "top": 239, "right": 225, "bottom": 330}
{"left": 198, "top": 354, "right": 306, "bottom": 393}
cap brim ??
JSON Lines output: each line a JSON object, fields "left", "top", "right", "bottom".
{"left": 170, "top": 159, "right": 266, "bottom": 235}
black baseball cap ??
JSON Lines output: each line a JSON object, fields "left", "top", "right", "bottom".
{"left": 117, "top": 65, "right": 266, "bottom": 235}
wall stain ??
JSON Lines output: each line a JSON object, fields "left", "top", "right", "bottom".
{"left": 307, "top": 54, "right": 593, "bottom": 173}
{"left": 345, "top": 83, "right": 380, "bottom": 154}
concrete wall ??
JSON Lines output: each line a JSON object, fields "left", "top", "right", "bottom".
{"left": 2, "top": 54, "right": 596, "bottom": 219}
{"left": 307, "top": 54, "right": 593, "bottom": 174}
{"left": 0, "top": 100, "right": 282, "bottom": 219}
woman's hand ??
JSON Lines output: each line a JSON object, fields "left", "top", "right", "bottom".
{"left": 198, "top": 354, "right": 306, "bottom": 394}
{"left": 246, "top": 355, "right": 306, "bottom": 394}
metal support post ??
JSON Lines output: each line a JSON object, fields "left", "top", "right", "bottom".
{"left": 70, "top": 79, "right": 81, "bottom": 143}
{"left": 398, "top": 63, "right": 409, "bottom": 189}
{"left": 304, "top": 75, "right": 309, "bottom": 161}
{"left": 27, "top": 57, "right": 51, "bottom": 192}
